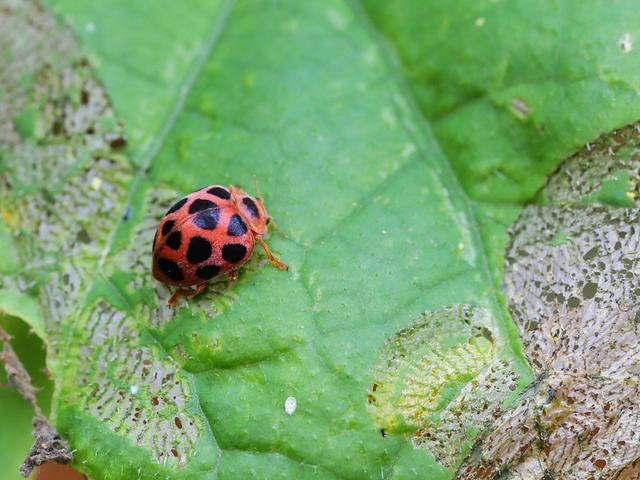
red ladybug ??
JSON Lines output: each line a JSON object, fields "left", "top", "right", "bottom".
{"left": 152, "top": 184, "right": 287, "bottom": 306}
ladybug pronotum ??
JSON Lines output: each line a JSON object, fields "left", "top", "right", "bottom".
{"left": 152, "top": 184, "right": 288, "bottom": 306}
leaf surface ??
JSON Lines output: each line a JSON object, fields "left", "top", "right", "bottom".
{"left": 2, "top": 0, "right": 640, "bottom": 479}
{"left": 363, "top": 0, "right": 640, "bottom": 279}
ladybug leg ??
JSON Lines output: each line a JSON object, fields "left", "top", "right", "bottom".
{"left": 227, "top": 270, "right": 239, "bottom": 284}
{"left": 167, "top": 283, "right": 207, "bottom": 307}
{"left": 255, "top": 235, "right": 288, "bottom": 271}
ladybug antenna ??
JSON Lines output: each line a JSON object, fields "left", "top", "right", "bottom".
{"left": 252, "top": 174, "right": 262, "bottom": 198}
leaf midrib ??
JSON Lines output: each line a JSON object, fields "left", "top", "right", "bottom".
{"left": 96, "top": 0, "right": 237, "bottom": 270}
{"left": 346, "top": 0, "right": 528, "bottom": 369}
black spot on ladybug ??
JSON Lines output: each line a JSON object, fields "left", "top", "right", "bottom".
{"left": 222, "top": 243, "right": 247, "bottom": 263}
{"left": 193, "top": 209, "right": 220, "bottom": 230}
{"left": 195, "top": 264, "right": 220, "bottom": 280}
{"left": 187, "top": 236, "right": 212, "bottom": 264}
{"left": 166, "top": 231, "right": 182, "bottom": 250}
{"left": 207, "top": 186, "right": 231, "bottom": 199}
{"left": 227, "top": 214, "right": 247, "bottom": 236}
{"left": 167, "top": 198, "right": 187, "bottom": 215}
{"left": 162, "top": 220, "right": 175, "bottom": 236}
{"left": 157, "top": 258, "right": 183, "bottom": 281}
{"left": 242, "top": 197, "right": 260, "bottom": 218}
{"left": 189, "top": 199, "right": 217, "bottom": 214}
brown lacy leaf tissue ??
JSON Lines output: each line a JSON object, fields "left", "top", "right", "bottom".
{"left": 456, "top": 124, "right": 640, "bottom": 479}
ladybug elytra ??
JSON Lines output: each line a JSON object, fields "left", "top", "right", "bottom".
{"left": 152, "top": 184, "right": 287, "bottom": 306}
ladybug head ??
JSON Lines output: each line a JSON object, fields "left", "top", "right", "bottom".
{"left": 230, "top": 186, "right": 271, "bottom": 236}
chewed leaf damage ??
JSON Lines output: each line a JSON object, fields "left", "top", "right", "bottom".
{"left": 0, "top": 2, "right": 217, "bottom": 476}
{"left": 457, "top": 124, "right": 640, "bottom": 479}
{"left": 367, "top": 305, "right": 519, "bottom": 467}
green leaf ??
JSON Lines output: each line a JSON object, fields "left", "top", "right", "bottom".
{"left": 364, "top": 0, "right": 640, "bottom": 201}
{"left": 2, "top": 0, "right": 640, "bottom": 479}
{"left": 363, "top": 0, "right": 640, "bottom": 281}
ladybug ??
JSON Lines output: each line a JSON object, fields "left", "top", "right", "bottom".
{"left": 152, "top": 184, "right": 288, "bottom": 306}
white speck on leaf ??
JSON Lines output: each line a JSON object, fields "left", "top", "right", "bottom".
{"left": 285, "top": 396, "right": 297, "bottom": 415}
{"left": 475, "top": 17, "right": 486, "bottom": 27}
{"left": 85, "top": 22, "right": 95, "bottom": 33}
{"left": 381, "top": 108, "right": 397, "bottom": 128}
{"left": 509, "top": 98, "right": 530, "bottom": 119}
{"left": 163, "top": 59, "right": 177, "bottom": 81}
{"left": 283, "top": 18, "right": 300, "bottom": 32}
{"left": 402, "top": 143, "right": 416, "bottom": 157}
{"left": 91, "top": 176, "right": 103, "bottom": 190}
{"left": 363, "top": 46, "right": 379, "bottom": 66}
{"left": 130, "top": 384, "right": 139, "bottom": 394}
{"left": 327, "top": 9, "right": 347, "bottom": 30}
{"left": 619, "top": 33, "right": 633, "bottom": 52}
